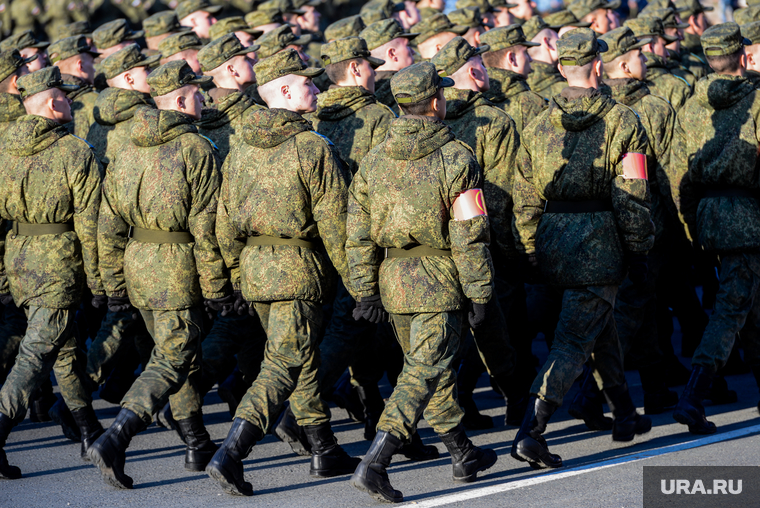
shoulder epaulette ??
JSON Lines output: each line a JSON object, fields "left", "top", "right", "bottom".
{"left": 616, "top": 103, "right": 640, "bottom": 120}
{"left": 672, "top": 74, "right": 691, "bottom": 87}
{"left": 309, "top": 131, "right": 334, "bottom": 147}
{"left": 650, "top": 94, "right": 672, "bottom": 106}
{"left": 71, "top": 134, "right": 95, "bottom": 150}
{"left": 197, "top": 134, "right": 219, "bottom": 152}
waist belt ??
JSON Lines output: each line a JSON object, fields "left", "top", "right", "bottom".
{"left": 386, "top": 245, "right": 452, "bottom": 258}
{"left": 128, "top": 227, "right": 194, "bottom": 244}
{"left": 246, "top": 235, "right": 316, "bottom": 249}
{"left": 544, "top": 200, "right": 613, "bottom": 214}
{"left": 704, "top": 188, "right": 759, "bottom": 199}
{"left": 11, "top": 221, "right": 74, "bottom": 236}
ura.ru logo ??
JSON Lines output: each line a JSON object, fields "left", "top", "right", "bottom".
{"left": 661, "top": 479, "right": 742, "bottom": 495}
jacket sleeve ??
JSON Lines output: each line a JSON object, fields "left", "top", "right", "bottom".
{"left": 98, "top": 171, "right": 129, "bottom": 297}
{"left": 215, "top": 160, "right": 246, "bottom": 291}
{"left": 70, "top": 150, "right": 105, "bottom": 295}
{"left": 345, "top": 164, "right": 380, "bottom": 300}
{"left": 666, "top": 110, "right": 699, "bottom": 240}
{"left": 0, "top": 219, "right": 7, "bottom": 295}
{"left": 512, "top": 142, "right": 544, "bottom": 255}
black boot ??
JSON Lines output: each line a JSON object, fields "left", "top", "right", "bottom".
{"left": 356, "top": 383, "right": 384, "bottom": 441}
{"left": 206, "top": 418, "right": 262, "bottom": 496}
{"left": 48, "top": 396, "right": 81, "bottom": 442}
{"left": 706, "top": 375, "right": 738, "bottom": 405}
{"left": 602, "top": 384, "right": 652, "bottom": 442}
{"left": 492, "top": 371, "right": 529, "bottom": 427}
{"left": 511, "top": 397, "right": 562, "bottom": 469}
{"left": 639, "top": 363, "right": 678, "bottom": 415}
{"left": 0, "top": 412, "right": 21, "bottom": 479}
{"left": 99, "top": 363, "right": 138, "bottom": 405}
{"left": 29, "top": 380, "right": 56, "bottom": 423}
{"left": 177, "top": 415, "right": 219, "bottom": 472}
{"left": 330, "top": 375, "right": 365, "bottom": 423}
{"left": 217, "top": 368, "right": 248, "bottom": 418}
{"left": 397, "top": 431, "right": 439, "bottom": 461}
{"left": 439, "top": 424, "right": 497, "bottom": 483}
{"left": 155, "top": 402, "right": 181, "bottom": 438}
{"left": 457, "top": 364, "right": 493, "bottom": 430}
{"left": 71, "top": 405, "right": 104, "bottom": 461}
{"left": 673, "top": 366, "right": 717, "bottom": 434}
{"left": 88, "top": 408, "right": 146, "bottom": 489}
{"left": 568, "top": 369, "right": 613, "bottom": 431}
{"left": 304, "top": 422, "right": 361, "bottom": 478}
{"left": 274, "top": 405, "right": 311, "bottom": 457}
{"left": 350, "top": 430, "right": 404, "bottom": 503}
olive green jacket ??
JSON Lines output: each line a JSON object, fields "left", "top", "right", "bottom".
{"left": 680, "top": 32, "right": 712, "bottom": 81}
{"left": 196, "top": 88, "right": 263, "bottom": 161}
{"left": 644, "top": 51, "right": 692, "bottom": 111}
{"left": 666, "top": 49, "right": 697, "bottom": 88}
{"left": 374, "top": 70, "right": 400, "bottom": 115}
{"left": 484, "top": 67, "right": 547, "bottom": 134}
{"left": 63, "top": 74, "right": 99, "bottom": 141}
{"left": 526, "top": 61, "right": 567, "bottom": 100}
{"left": 0, "top": 92, "right": 25, "bottom": 131}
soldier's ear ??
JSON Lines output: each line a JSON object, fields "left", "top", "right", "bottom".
{"left": 387, "top": 46, "right": 397, "bottom": 62}
{"left": 176, "top": 94, "right": 186, "bottom": 111}
{"left": 558, "top": 63, "right": 567, "bottom": 79}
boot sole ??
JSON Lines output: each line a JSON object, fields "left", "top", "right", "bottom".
{"left": 206, "top": 465, "right": 254, "bottom": 496}
{"left": 512, "top": 440, "right": 563, "bottom": 469}
{"left": 274, "top": 426, "right": 311, "bottom": 457}
{"left": 350, "top": 475, "right": 403, "bottom": 504}
{"left": 673, "top": 409, "right": 717, "bottom": 435}
{"left": 567, "top": 406, "right": 613, "bottom": 431}
{"left": 88, "top": 448, "right": 133, "bottom": 489}
{"left": 453, "top": 453, "right": 498, "bottom": 483}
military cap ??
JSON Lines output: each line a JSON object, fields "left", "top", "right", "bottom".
{"left": 253, "top": 47, "right": 323, "bottom": 85}
{"left": 0, "top": 49, "right": 36, "bottom": 83}
{"left": 391, "top": 61, "right": 453, "bottom": 104}
{"left": 259, "top": 0, "right": 305, "bottom": 14}
{"left": 360, "top": 18, "right": 417, "bottom": 50}
{"left": 641, "top": 0, "right": 686, "bottom": 12}
{"left": 147, "top": 60, "right": 212, "bottom": 97}
{"left": 54, "top": 21, "right": 93, "bottom": 41}
{"left": 542, "top": 9, "right": 591, "bottom": 29}
{"left": 16, "top": 66, "right": 78, "bottom": 99}
{"left": 449, "top": 7, "right": 494, "bottom": 29}
{"left": 625, "top": 17, "right": 678, "bottom": 43}
{"left": 198, "top": 33, "right": 260, "bottom": 72}
{"left": 599, "top": 26, "right": 651, "bottom": 62}
{"left": 419, "top": 6, "right": 442, "bottom": 18}
{"left": 325, "top": 15, "right": 366, "bottom": 41}
{"left": 320, "top": 36, "right": 385, "bottom": 67}
{"left": 209, "top": 16, "right": 263, "bottom": 41}
{"left": 143, "top": 11, "right": 190, "bottom": 38}
{"left": 256, "top": 25, "right": 311, "bottom": 59}
{"left": 175, "top": 0, "right": 222, "bottom": 20}
{"left": 742, "top": 21, "right": 760, "bottom": 45}
{"left": 93, "top": 19, "right": 144, "bottom": 51}
{"left": 431, "top": 36, "right": 489, "bottom": 76}
{"left": 158, "top": 31, "right": 203, "bottom": 58}
{"left": 523, "top": 16, "right": 555, "bottom": 41}
{"left": 750, "top": 0, "right": 760, "bottom": 5}
{"left": 490, "top": 0, "right": 519, "bottom": 8}
{"left": 360, "top": 0, "right": 406, "bottom": 25}
{"left": 556, "top": 27, "right": 607, "bottom": 66}
{"left": 568, "top": 0, "right": 621, "bottom": 22}
{"left": 638, "top": 7, "right": 689, "bottom": 29}
{"left": 700, "top": 22, "right": 750, "bottom": 56}
{"left": 293, "top": 0, "right": 323, "bottom": 8}
{"left": 245, "top": 9, "right": 284, "bottom": 28}
{"left": 481, "top": 24, "right": 541, "bottom": 51}
{"left": 734, "top": 6, "right": 760, "bottom": 26}
{"left": 675, "top": 0, "right": 713, "bottom": 20}
{"left": 412, "top": 13, "right": 469, "bottom": 44}
{"left": 101, "top": 43, "right": 161, "bottom": 79}
{"left": 0, "top": 30, "right": 49, "bottom": 52}
{"left": 47, "top": 36, "right": 100, "bottom": 64}
{"left": 455, "top": 0, "right": 495, "bottom": 13}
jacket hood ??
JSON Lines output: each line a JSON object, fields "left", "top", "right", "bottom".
{"left": 528, "top": 61, "right": 564, "bottom": 88}
{"left": 62, "top": 74, "right": 95, "bottom": 101}
{"left": 0, "top": 92, "right": 26, "bottom": 123}
{"left": 130, "top": 108, "right": 197, "bottom": 147}
{"left": 485, "top": 67, "right": 530, "bottom": 104}
{"left": 94, "top": 87, "right": 154, "bottom": 126}
{"left": 316, "top": 86, "right": 377, "bottom": 121}
{"left": 443, "top": 87, "right": 491, "bottom": 119}
{"left": 4, "top": 114, "right": 69, "bottom": 156}
{"left": 196, "top": 89, "right": 258, "bottom": 130}
{"left": 242, "top": 108, "right": 312, "bottom": 148}
{"left": 601, "top": 78, "right": 650, "bottom": 106}
{"left": 549, "top": 86, "right": 616, "bottom": 131}
{"left": 385, "top": 115, "right": 454, "bottom": 160}
{"left": 643, "top": 51, "right": 668, "bottom": 71}
{"left": 695, "top": 74, "right": 756, "bottom": 110}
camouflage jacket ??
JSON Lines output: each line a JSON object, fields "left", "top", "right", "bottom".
{"left": 63, "top": 74, "right": 99, "bottom": 141}
{"left": 443, "top": 87, "right": 520, "bottom": 265}
{"left": 196, "top": 88, "right": 263, "bottom": 161}
{"left": 666, "top": 49, "right": 697, "bottom": 88}
{"left": 310, "top": 85, "right": 395, "bottom": 175}
{"left": 526, "top": 61, "right": 567, "bottom": 100}
{"left": 644, "top": 52, "right": 691, "bottom": 111}
{"left": 0, "top": 114, "right": 103, "bottom": 308}
{"left": 680, "top": 32, "right": 712, "bottom": 81}
{"left": 374, "top": 70, "right": 400, "bottom": 115}
{"left": 98, "top": 108, "right": 228, "bottom": 310}
{"left": 669, "top": 74, "right": 760, "bottom": 253}
{"left": 747, "top": 70, "right": 760, "bottom": 88}
{"left": 87, "top": 87, "right": 155, "bottom": 168}
{"left": 484, "top": 67, "right": 547, "bottom": 134}
{"left": 513, "top": 87, "right": 654, "bottom": 287}
{"left": 217, "top": 107, "right": 350, "bottom": 304}
{"left": 346, "top": 115, "right": 493, "bottom": 313}
{"left": 0, "top": 92, "right": 25, "bottom": 130}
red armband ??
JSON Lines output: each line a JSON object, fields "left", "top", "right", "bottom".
{"left": 453, "top": 189, "right": 488, "bottom": 221}
{"left": 622, "top": 153, "right": 647, "bottom": 180}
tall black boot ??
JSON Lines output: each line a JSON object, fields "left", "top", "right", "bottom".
{"left": 48, "top": 396, "right": 81, "bottom": 442}
{"left": 673, "top": 366, "right": 717, "bottom": 434}
{"left": 492, "top": 371, "right": 529, "bottom": 427}
{"left": 88, "top": 408, "right": 146, "bottom": 489}
{"left": 206, "top": 418, "right": 262, "bottom": 496}
{"left": 304, "top": 422, "right": 361, "bottom": 478}
{"left": 511, "top": 397, "right": 562, "bottom": 469}
{"left": 29, "top": 379, "right": 56, "bottom": 423}
{"left": 638, "top": 363, "right": 678, "bottom": 415}
{"left": 439, "top": 424, "right": 497, "bottom": 483}
{"left": 217, "top": 368, "right": 249, "bottom": 418}
{"left": 0, "top": 412, "right": 21, "bottom": 479}
{"left": 568, "top": 369, "right": 613, "bottom": 431}
{"left": 71, "top": 405, "right": 104, "bottom": 461}
{"left": 154, "top": 402, "right": 184, "bottom": 443}
{"left": 274, "top": 405, "right": 311, "bottom": 457}
{"left": 350, "top": 430, "right": 404, "bottom": 503}
{"left": 602, "top": 383, "right": 652, "bottom": 441}
{"left": 397, "top": 430, "right": 439, "bottom": 461}
{"left": 706, "top": 374, "right": 738, "bottom": 405}
{"left": 177, "top": 414, "right": 219, "bottom": 472}
{"left": 356, "top": 383, "right": 384, "bottom": 441}
{"left": 457, "top": 360, "right": 493, "bottom": 430}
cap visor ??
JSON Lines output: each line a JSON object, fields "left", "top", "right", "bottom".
{"left": 140, "top": 54, "right": 163, "bottom": 68}
{"left": 521, "top": 40, "right": 542, "bottom": 47}
{"left": 22, "top": 54, "right": 38, "bottom": 65}
{"left": 451, "top": 24, "right": 470, "bottom": 35}
{"left": 400, "top": 31, "right": 420, "bottom": 39}
{"left": 632, "top": 37, "right": 653, "bottom": 49}
{"left": 293, "top": 34, "right": 313, "bottom": 46}
{"left": 289, "top": 8, "right": 307, "bottom": 14}
{"left": 126, "top": 30, "right": 146, "bottom": 40}
{"left": 604, "top": 0, "right": 621, "bottom": 10}
{"left": 743, "top": 36, "right": 753, "bottom": 45}
{"left": 243, "top": 28, "right": 264, "bottom": 37}
{"left": 597, "top": 38, "right": 609, "bottom": 52}
{"left": 483, "top": 21, "right": 495, "bottom": 28}
{"left": 661, "top": 33, "right": 679, "bottom": 43}
{"left": 31, "top": 41, "right": 50, "bottom": 48}
{"left": 392, "top": 3, "right": 406, "bottom": 12}
{"left": 439, "top": 76, "right": 455, "bottom": 87}
{"left": 306, "top": 0, "right": 323, "bottom": 6}
{"left": 205, "top": 5, "right": 224, "bottom": 13}
{"left": 293, "top": 66, "right": 325, "bottom": 78}
{"left": 474, "top": 44, "right": 490, "bottom": 56}
{"left": 703, "top": 6, "right": 714, "bottom": 11}
{"left": 57, "top": 83, "right": 80, "bottom": 92}
{"left": 504, "top": 3, "right": 518, "bottom": 7}
{"left": 190, "top": 75, "right": 214, "bottom": 86}
{"left": 367, "top": 55, "right": 386, "bottom": 67}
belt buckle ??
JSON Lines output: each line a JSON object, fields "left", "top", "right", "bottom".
{"left": 128, "top": 225, "right": 134, "bottom": 239}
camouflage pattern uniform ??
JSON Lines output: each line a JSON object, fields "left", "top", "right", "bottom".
{"left": 675, "top": 0, "right": 712, "bottom": 80}
{"left": 0, "top": 50, "right": 31, "bottom": 130}
{"left": 526, "top": 61, "right": 567, "bottom": 100}
{"left": 40, "top": 0, "right": 89, "bottom": 42}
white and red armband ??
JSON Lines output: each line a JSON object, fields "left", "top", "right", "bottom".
{"left": 621, "top": 153, "right": 648, "bottom": 180}
{"left": 453, "top": 189, "right": 488, "bottom": 221}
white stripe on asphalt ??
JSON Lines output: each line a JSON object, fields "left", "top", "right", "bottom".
{"left": 399, "top": 422, "right": 760, "bottom": 507}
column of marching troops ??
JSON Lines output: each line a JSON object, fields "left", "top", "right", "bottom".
{"left": 0, "top": 0, "right": 758, "bottom": 502}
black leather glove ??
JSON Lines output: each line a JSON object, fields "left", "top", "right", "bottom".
{"left": 355, "top": 294, "right": 388, "bottom": 323}
{"left": 626, "top": 252, "right": 648, "bottom": 285}
{"left": 468, "top": 300, "right": 488, "bottom": 329}
{"left": 91, "top": 294, "right": 108, "bottom": 309}
{"left": 108, "top": 296, "right": 132, "bottom": 313}
{"left": 0, "top": 293, "right": 12, "bottom": 307}
{"left": 205, "top": 294, "right": 235, "bottom": 318}
{"left": 231, "top": 290, "right": 248, "bottom": 316}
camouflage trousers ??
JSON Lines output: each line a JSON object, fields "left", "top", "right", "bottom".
{"left": 693, "top": 253, "right": 760, "bottom": 373}
{"left": 378, "top": 311, "right": 465, "bottom": 442}
{"left": 235, "top": 300, "right": 330, "bottom": 431}
{"left": 469, "top": 271, "right": 516, "bottom": 378}
{"left": 0, "top": 303, "right": 27, "bottom": 384}
{"left": 121, "top": 308, "right": 203, "bottom": 424}
{"left": 531, "top": 285, "right": 626, "bottom": 406}
{"left": 86, "top": 309, "right": 150, "bottom": 387}
{"left": 0, "top": 306, "right": 91, "bottom": 420}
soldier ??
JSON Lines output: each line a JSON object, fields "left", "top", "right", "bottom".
{"left": 363, "top": 18, "right": 416, "bottom": 114}
{"left": 208, "top": 17, "right": 262, "bottom": 47}
{"left": 454, "top": 0, "right": 495, "bottom": 27}
{"left": 541, "top": 9, "right": 591, "bottom": 33}
{"left": 362, "top": 0, "right": 420, "bottom": 30}
{"left": 675, "top": 0, "right": 712, "bottom": 80}
{"left": 0, "top": 66, "right": 105, "bottom": 479}
{"left": 40, "top": 0, "right": 89, "bottom": 43}
{"left": 448, "top": 7, "right": 493, "bottom": 48}
{"left": 92, "top": 19, "right": 144, "bottom": 59}
{"left": 245, "top": 8, "right": 285, "bottom": 34}
{"left": 669, "top": 23, "right": 760, "bottom": 433}
{"left": 491, "top": 0, "right": 516, "bottom": 28}
{"left": 480, "top": 24, "right": 547, "bottom": 134}
{"left": 511, "top": 28, "right": 653, "bottom": 469}
{"left": 524, "top": 18, "right": 567, "bottom": 99}
{"left": 509, "top": 0, "right": 535, "bottom": 24}
{"left": 256, "top": 24, "right": 312, "bottom": 62}
{"left": 346, "top": 61, "right": 497, "bottom": 503}
{"left": 325, "top": 15, "right": 366, "bottom": 41}
{"left": 158, "top": 31, "right": 204, "bottom": 75}
{"left": 89, "top": 60, "right": 229, "bottom": 488}
{"left": 206, "top": 48, "right": 360, "bottom": 497}
{"left": 741, "top": 21, "right": 760, "bottom": 86}
{"left": 412, "top": 13, "right": 468, "bottom": 60}
{"left": 735, "top": 5, "right": 760, "bottom": 26}
{"left": 0, "top": 30, "right": 48, "bottom": 72}
{"left": 48, "top": 36, "right": 101, "bottom": 140}
{"left": 0, "top": 49, "right": 33, "bottom": 129}
{"left": 175, "top": 0, "right": 222, "bottom": 42}
{"left": 567, "top": 0, "right": 620, "bottom": 35}
{"left": 143, "top": 11, "right": 191, "bottom": 52}
{"left": 638, "top": 8, "right": 696, "bottom": 87}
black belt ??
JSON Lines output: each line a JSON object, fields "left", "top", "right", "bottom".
{"left": 386, "top": 245, "right": 452, "bottom": 258}
{"left": 544, "top": 200, "right": 613, "bottom": 214}
{"left": 11, "top": 221, "right": 74, "bottom": 236}
{"left": 246, "top": 235, "right": 316, "bottom": 249}
{"left": 128, "top": 226, "right": 194, "bottom": 244}
{"left": 704, "top": 188, "right": 759, "bottom": 199}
